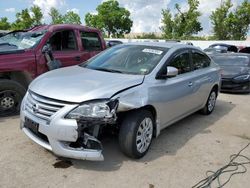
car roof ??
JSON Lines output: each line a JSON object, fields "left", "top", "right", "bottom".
{"left": 29, "top": 24, "right": 100, "bottom": 32}
{"left": 209, "top": 43, "right": 235, "bottom": 47}
{"left": 124, "top": 42, "right": 200, "bottom": 50}
{"left": 210, "top": 53, "right": 250, "bottom": 57}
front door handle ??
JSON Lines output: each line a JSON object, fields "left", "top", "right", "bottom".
{"left": 188, "top": 82, "right": 193, "bottom": 87}
{"left": 74, "top": 56, "right": 81, "bottom": 61}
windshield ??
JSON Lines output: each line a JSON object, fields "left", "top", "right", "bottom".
{"left": 212, "top": 56, "right": 250, "bottom": 67}
{"left": 80, "top": 45, "right": 168, "bottom": 75}
{"left": 0, "top": 30, "right": 46, "bottom": 50}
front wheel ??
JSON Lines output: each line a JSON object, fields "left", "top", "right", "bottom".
{"left": 0, "top": 80, "right": 26, "bottom": 117}
{"left": 200, "top": 89, "right": 217, "bottom": 115}
{"left": 119, "top": 109, "right": 154, "bottom": 159}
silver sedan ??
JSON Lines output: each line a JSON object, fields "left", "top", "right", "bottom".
{"left": 20, "top": 42, "right": 221, "bottom": 161}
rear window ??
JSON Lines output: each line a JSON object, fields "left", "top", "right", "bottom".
{"left": 80, "top": 31, "right": 102, "bottom": 51}
{"left": 212, "top": 56, "right": 249, "bottom": 66}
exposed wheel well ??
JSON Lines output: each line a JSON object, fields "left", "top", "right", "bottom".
{"left": 141, "top": 105, "right": 157, "bottom": 121}
{"left": 212, "top": 84, "right": 219, "bottom": 96}
{"left": 0, "top": 71, "right": 32, "bottom": 89}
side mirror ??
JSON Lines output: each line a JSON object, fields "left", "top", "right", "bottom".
{"left": 156, "top": 66, "right": 178, "bottom": 79}
{"left": 42, "top": 44, "right": 52, "bottom": 54}
{"left": 166, "top": 66, "right": 178, "bottom": 77}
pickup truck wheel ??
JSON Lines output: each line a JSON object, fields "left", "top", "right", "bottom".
{"left": 119, "top": 109, "right": 154, "bottom": 159}
{"left": 0, "top": 80, "right": 26, "bottom": 116}
{"left": 200, "top": 89, "right": 217, "bottom": 115}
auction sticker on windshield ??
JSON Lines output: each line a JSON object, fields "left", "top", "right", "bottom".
{"left": 21, "top": 39, "right": 36, "bottom": 47}
{"left": 142, "top": 48, "right": 163, "bottom": 55}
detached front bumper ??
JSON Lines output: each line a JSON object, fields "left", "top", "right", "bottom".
{"left": 20, "top": 94, "right": 104, "bottom": 161}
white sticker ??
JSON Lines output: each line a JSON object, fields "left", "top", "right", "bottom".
{"left": 142, "top": 48, "right": 163, "bottom": 55}
{"left": 21, "top": 39, "right": 36, "bottom": 47}
{"left": 140, "top": 68, "right": 149, "bottom": 73}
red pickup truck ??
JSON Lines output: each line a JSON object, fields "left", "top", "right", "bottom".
{"left": 0, "top": 24, "right": 106, "bottom": 116}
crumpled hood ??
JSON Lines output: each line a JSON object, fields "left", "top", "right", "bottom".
{"left": 221, "top": 66, "right": 249, "bottom": 79}
{"left": 29, "top": 66, "right": 144, "bottom": 103}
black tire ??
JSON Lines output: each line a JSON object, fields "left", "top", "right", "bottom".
{"left": 119, "top": 109, "right": 154, "bottom": 159}
{"left": 200, "top": 89, "right": 217, "bottom": 115}
{"left": 0, "top": 79, "right": 26, "bottom": 116}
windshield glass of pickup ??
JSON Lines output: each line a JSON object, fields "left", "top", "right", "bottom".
{"left": 80, "top": 45, "right": 168, "bottom": 75}
{"left": 0, "top": 30, "right": 46, "bottom": 50}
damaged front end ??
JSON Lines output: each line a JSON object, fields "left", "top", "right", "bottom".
{"left": 64, "top": 99, "right": 119, "bottom": 160}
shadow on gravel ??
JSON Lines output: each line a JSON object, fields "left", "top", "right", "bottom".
{"left": 0, "top": 115, "right": 19, "bottom": 123}
{"left": 70, "top": 99, "right": 235, "bottom": 171}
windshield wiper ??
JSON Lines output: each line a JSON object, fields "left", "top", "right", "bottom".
{"left": 0, "top": 42, "right": 17, "bottom": 47}
{"left": 93, "top": 67, "right": 123, "bottom": 73}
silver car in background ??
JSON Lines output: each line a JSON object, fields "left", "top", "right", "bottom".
{"left": 20, "top": 42, "right": 221, "bottom": 161}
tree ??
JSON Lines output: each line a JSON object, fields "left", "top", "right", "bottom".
{"left": 210, "top": 0, "right": 233, "bottom": 40}
{"left": 161, "top": 0, "right": 202, "bottom": 39}
{"left": 85, "top": 0, "right": 133, "bottom": 37}
{"left": 161, "top": 9, "right": 174, "bottom": 39}
{"left": 11, "top": 8, "right": 34, "bottom": 30}
{"left": 210, "top": 0, "right": 250, "bottom": 40}
{"left": 11, "top": 6, "right": 43, "bottom": 30}
{"left": 136, "top": 32, "right": 162, "bottom": 39}
{"left": 49, "top": 7, "right": 64, "bottom": 24}
{"left": 31, "top": 5, "right": 43, "bottom": 25}
{"left": 0, "top": 17, "right": 11, "bottom": 30}
{"left": 63, "top": 11, "right": 81, "bottom": 24}
{"left": 229, "top": 0, "right": 250, "bottom": 40}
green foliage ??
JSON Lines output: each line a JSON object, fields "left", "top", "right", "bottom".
{"left": 49, "top": 8, "right": 81, "bottom": 24}
{"left": 31, "top": 5, "right": 43, "bottom": 25}
{"left": 211, "top": 0, "right": 250, "bottom": 40}
{"left": 136, "top": 32, "right": 163, "bottom": 39}
{"left": 63, "top": 11, "right": 81, "bottom": 24}
{"left": 85, "top": 0, "right": 133, "bottom": 37}
{"left": 161, "top": 0, "right": 202, "bottom": 39}
{"left": 210, "top": 0, "right": 233, "bottom": 40}
{"left": 11, "top": 9, "right": 33, "bottom": 30}
{"left": 161, "top": 9, "right": 174, "bottom": 39}
{"left": 0, "top": 17, "right": 11, "bottom": 30}
{"left": 11, "top": 5, "right": 43, "bottom": 30}
{"left": 49, "top": 7, "right": 64, "bottom": 24}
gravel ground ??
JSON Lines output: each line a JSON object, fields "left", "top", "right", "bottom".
{"left": 0, "top": 93, "right": 250, "bottom": 188}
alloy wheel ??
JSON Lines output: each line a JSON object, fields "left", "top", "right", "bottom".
{"left": 136, "top": 117, "right": 153, "bottom": 153}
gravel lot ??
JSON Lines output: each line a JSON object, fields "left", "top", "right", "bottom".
{"left": 0, "top": 93, "right": 250, "bottom": 188}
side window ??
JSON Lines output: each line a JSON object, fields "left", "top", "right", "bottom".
{"left": 169, "top": 52, "right": 191, "bottom": 75}
{"left": 48, "top": 30, "right": 77, "bottom": 51}
{"left": 192, "top": 52, "right": 211, "bottom": 70}
{"left": 80, "top": 31, "right": 102, "bottom": 51}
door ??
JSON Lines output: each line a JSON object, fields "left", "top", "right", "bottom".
{"left": 151, "top": 51, "right": 195, "bottom": 127}
{"left": 48, "top": 30, "right": 83, "bottom": 67}
{"left": 190, "top": 50, "right": 214, "bottom": 108}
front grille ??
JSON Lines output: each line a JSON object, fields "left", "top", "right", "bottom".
{"left": 25, "top": 92, "right": 65, "bottom": 121}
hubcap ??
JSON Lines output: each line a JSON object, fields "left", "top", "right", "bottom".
{"left": 136, "top": 117, "right": 153, "bottom": 153}
{"left": 208, "top": 92, "right": 216, "bottom": 112}
{"left": 1, "top": 97, "right": 15, "bottom": 109}
{"left": 0, "top": 90, "right": 18, "bottom": 112}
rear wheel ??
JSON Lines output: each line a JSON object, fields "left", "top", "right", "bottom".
{"left": 0, "top": 80, "right": 26, "bottom": 116}
{"left": 119, "top": 109, "right": 154, "bottom": 159}
{"left": 200, "top": 89, "right": 217, "bottom": 115}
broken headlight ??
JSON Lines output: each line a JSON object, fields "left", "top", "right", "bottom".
{"left": 66, "top": 100, "right": 118, "bottom": 120}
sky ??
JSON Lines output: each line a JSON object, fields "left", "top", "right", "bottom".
{"left": 0, "top": 0, "right": 247, "bottom": 36}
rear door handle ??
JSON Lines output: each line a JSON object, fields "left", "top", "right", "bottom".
{"left": 74, "top": 56, "right": 81, "bottom": 61}
{"left": 188, "top": 82, "right": 193, "bottom": 87}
